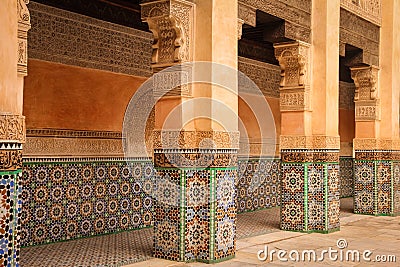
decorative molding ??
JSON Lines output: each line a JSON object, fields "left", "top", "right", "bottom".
{"left": 141, "top": 0, "right": 194, "bottom": 70}
{"left": 238, "top": 56, "right": 280, "bottom": 98}
{"left": 350, "top": 65, "right": 380, "bottom": 121}
{"left": 274, "top": 41, "right": 311, "bottom": 111}
{"left": 26, "top": 129, "right": 122, "bottom": 139}
{"left": 0, "top": 114, "right": 26, "bottom": 143}
{"left": 28, "top": 2, "right": 153, "bottom": 77}
{"left": 153, "top": 130, "right": 240, "bottom": 149}
{"left": 17, "top": 0, "right": 31, "bottom": 76}
{"left": 340, "top": 0, "right": 381, "bottom": 26}
{"left": 280, "top": 135, "right": 341, "bottom": 150}
{"left": 238, "top": 2, "right": 256, "bottom": 27}
{"left": 153, "top": 150, "right": 238, "bottom": 168}
{"left": 353, "top": 138, "right": 400, "bottom": 151}
{"left": 23, "top": 137, "right": 123, "bottom": 157}
{"left": 339, "top": 81, "right": 356, "bottom": 110}
{"left": 281, "top": 149, "right": 340, "bottom": 163}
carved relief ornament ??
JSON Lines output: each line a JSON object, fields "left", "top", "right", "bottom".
{"left": 17, "top": 0, "right": 31, "bottom": 76}
{"left": 0, "top": 114, "right": 26, "bottom": 144}
{"left": 350, "top": 65, "right": 380, "bottom": 121}
{"left": 273, "top": 41, "right": 311, "bottom": 111}
{"left": 141, "top": 0, "right": 194, "bottom": 69}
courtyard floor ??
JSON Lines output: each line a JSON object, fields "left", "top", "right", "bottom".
{"left": 19, "top": 198, "right": 372, "bottom": 267}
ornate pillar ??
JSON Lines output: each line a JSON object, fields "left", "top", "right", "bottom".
{"left": 352, "top": 0, "right": 400, "bottom": 216}
{"left": 142, "top": 0, "right": 239, "bottom": 262}
{"left": 275, "top": 0, "right": 341, "bottom": 233}
{"left": 0, "top": 0, "right": 30, "bottom": 266}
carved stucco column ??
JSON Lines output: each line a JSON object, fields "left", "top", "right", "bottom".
{"left": 274, "top": 0, "right": 341, "bottom": 233}
{"left": 0, "top": 0, "right": 30, "bottom": 266}
{"left": 142, "top": 0, "right": 239, "bottom": 262}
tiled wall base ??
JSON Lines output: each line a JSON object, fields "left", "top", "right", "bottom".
{"left": 0, "top": 170, "right": 21, "bottom": 267}
{"left": 237, "top": 158, "right": 281, "bottom": 213}
{"left": 153, "top": 150, "right": 237, "bottom": 263}
{"left": 339, "top": 157, "right": 354, "bottom": 197}
{"left": 281, "top": 150, "right": 340, "bottom": 233}
{"left": 21, "top": 158, "right": 154, "bottom": 247}
{"left": 354, "top": 151, "right": 400, "bottom": 216}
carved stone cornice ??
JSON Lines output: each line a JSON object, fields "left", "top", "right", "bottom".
{"left": 350, "top": 65, "right": 380, "bottom": 121}
{"left": 340, "top": 0, "right": 381, "bottom": 26}
{"left": 238, "top": 2, "right": 256, "bottom": 27}
{"left": 153, "top": 130, "right": 240, "bottom": 149}
{"left": 280, "top": 135, "right": 341, "bottom": 150}
{"left": 17, "top": 0, "right": 31, "bottom": 76}
{"left": 273, "top": 41, "right": 311, "bottom": 111}
{"left": 141, "top": 0, "right": 194, "bottom": 70}
{"left": 353, "top": 138, "right": 400, "bottom": 151}
{"left": 0, "top": 114, "right": 26, "bottom": 144}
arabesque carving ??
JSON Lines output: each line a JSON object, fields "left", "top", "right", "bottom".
{"left": 340, "top": 0, "right": 381, "bottom": 26}
{"left": 274, "top": 41, "right": 311, "bottom": 111}
{"left": 350, "top": 65, "right": 380, "bottom": 121}
{"left": 17, "top": 0, "right": 31, "bottom": 76}
{"left": 0, "top": 114, "right": 26, "bottom": 143}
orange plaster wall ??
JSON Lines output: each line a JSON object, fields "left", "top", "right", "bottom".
{"left": 23, "top": 59, "right": 148, "bottom": 132}
{"left": 339, "top": 109, "right": 355, "bottom": 142}
{"left": 238, "top": 96, "right": 281, "bottom": 139}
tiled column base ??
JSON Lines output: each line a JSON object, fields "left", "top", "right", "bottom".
{"left": 0, "top": 145, "right": 23, "bottom": 266}
{"left": 153, "top": 149, "right": 237, "bottom": 263}
{"left": 354, "top": 151, "right": 400, "bottom": 216}
{"left": 280, "top": 149, "right": 340, "bottom": 233}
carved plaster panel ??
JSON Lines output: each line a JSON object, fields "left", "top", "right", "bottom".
{"left": 0, "top": 114, "right": 26, "bottom": 143}
{"left": 153, "top": 130, "right": 240, "bottom": 149}
{"left": 340, "top": 0, "right": 381, "bottom": 26}
{"left": 28, "top": 2, "right": 152, "bottom": 77}
{"left": 274, "top": 41, "right": 311, "bottom": 111}
{"left": 280, "top": 135, "right": 341, "bottom": 150}
{"left": 353, "top": 138, "right": 400, "bottom": 151}
{"left": 238, "top": 56, "right": 280, "bottom": 98}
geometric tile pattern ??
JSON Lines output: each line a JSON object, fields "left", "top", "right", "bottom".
{"left": 354, "top": 151, "right": 399, "bottom": 216}
{"left": 281, "top": 149, "right": 340, "bottom": 233}
{"left": 237, "top": 158, "right": 280, "bottom": 213}
{"left": 153, "top": 150, "right": 237, "bottom": 263}
{"left": 21, "top": 159, "right": 154, "bottom": 247}
{"left": 0, "top": 171, "right": 21, "bottom": 267}
{"left": 339, "top": 157, "right": 354, "bottom": 197}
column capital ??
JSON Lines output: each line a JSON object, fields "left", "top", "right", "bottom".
{"left": 273, "top": 41, "right": 311, "bottom": 111}
{"left": 350, "top": 65, "right": 380, "bottom": 121}
{"left": 141, "top": 0, "right": 194, "bottom": 70}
